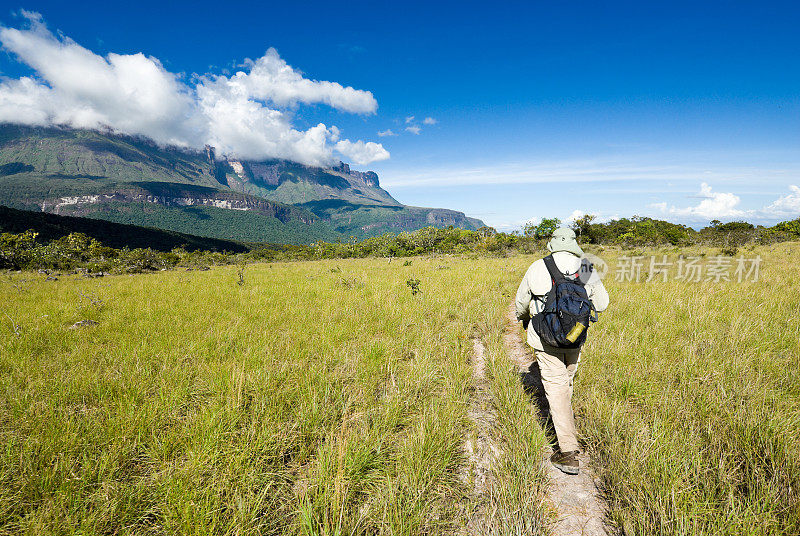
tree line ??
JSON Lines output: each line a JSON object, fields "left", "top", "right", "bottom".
{"left": 2, "top": 215, "right": 799, "bottom": 273}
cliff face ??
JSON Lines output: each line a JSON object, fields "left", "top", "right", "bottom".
{"left": 331, "top": 162, "right": 381, "bottom": 187}
{"left": 38, "top": 184, "right": 317, "bottom": 224}
{"left": 0, "top": 124, "right": 485, "bottom": 242}
{"left": 221, "top": 158, "right": 399, "bottom": 208}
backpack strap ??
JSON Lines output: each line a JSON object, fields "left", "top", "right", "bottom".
{"left": 542, "top": 254, "right": 566, "bottom": 283}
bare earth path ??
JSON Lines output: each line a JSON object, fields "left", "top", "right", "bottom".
{"left": 503, "top": 306, "right": 611, "bottom": 536}
{"left": 461, "top": 337, "right": 500, "bottom": 534}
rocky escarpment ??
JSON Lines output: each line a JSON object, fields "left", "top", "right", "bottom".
{"left": 39, "top": 183, "right": 317, "bottom": 224}
{"left": 330, "top": 162, "right": 381, "bottom": 188}
{"left": 225, "top": 159, "right": 382, "bottom": 190}
{"left": 221, "top": 157, "right": 400, "bottom": 208}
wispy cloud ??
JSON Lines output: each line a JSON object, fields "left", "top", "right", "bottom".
{"left": 377, "top": 129, "right": 396, "bottom": 137}
{"left": 394, "top": 114, "right": 434, "bottom": 135}
{"left": 380, "top": 158, "right": 800, "bottom": 189}
{"left": 0, "top": 12, "right": 389, "bottom": 166}
{"left": 381, "top": 157, "right": 800, "bottom": 226}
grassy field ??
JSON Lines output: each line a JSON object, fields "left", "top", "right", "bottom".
{"left": 2, "top": 245, "right": 799, "bottom": 535}
{"left": 0, "top": 255, "right": 549, "bottom": 535}
{"left": 578, "top": 243, "right": 800, "bottom": 535}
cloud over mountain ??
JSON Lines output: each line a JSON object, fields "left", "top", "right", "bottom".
{"left": 334, "top": 139, "right": 390, "bottom": 166}
{"left": 0, "top": 12, "right": 389, "bottom": 167}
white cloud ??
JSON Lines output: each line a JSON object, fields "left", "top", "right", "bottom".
{"left": 379, "top": 156, "right": 800, "bottom": 191}
{"left": 764, "top": 185, "right": 800, "bottom": 217}
{"left": 0, "top": 13, "right": 388, "bottom": 166}
{"left": 665, "top": 182, "right": 746, "bottom": 220}
{"left": 381, "top": 160, "right": 708, "bottom": 188}
{"left": 377, "top": 129, "right": 396, "bottom": 137}
{"left": 595, "top": 214, "right": 621, "bottom": 223}
{"left": 207, "top": 48, "right": 377, "bottom": 114}
{"left": 0, "top": 14, "right": 200, "bottom": 147}
{"left": 400, "top": 115, "right": 434, "bottom": 134}
{"left": 652, "top": 183, "right": 800, "bottom": 223}
{"left": 566, "top": 209, "right": 585, "bottom": 223}
{"left": 334, "top": 139, "right": 390, "bottom": 166}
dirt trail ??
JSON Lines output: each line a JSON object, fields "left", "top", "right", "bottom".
{"left": 461, "top": 337, "right": 500, "bottom": 535}
{"left": 504, "top": 306, "right": 611, "bottom": 536}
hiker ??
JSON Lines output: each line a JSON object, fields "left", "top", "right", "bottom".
{"left": 515, "top": 227, "right": 609, "bottom": 475}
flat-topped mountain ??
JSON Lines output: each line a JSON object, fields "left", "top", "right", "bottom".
{"left": 0, "top": 124, "right": 483, "bottom": 243}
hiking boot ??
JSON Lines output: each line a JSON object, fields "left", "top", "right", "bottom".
{"left": 550, "top": 449, "right": 580, "bottom": 475}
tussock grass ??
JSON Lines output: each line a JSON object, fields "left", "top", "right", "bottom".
{"left": 579, "top": 244, "right": 800, "bottom": 535}
{"left": 479, "top": 299, "right": 552, "bottom": 534}
{"left": 1, "top": 256, "right": 550, "bottom": 535}
{"left": 4, "top": 244, "right": 797, "bottom": 535}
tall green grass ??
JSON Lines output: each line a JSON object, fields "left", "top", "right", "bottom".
{"left": 578, "top": 244, "right": 800, "bottom": 535}
{"left": 4, "top": 244, "right": 798, "bottom": 535}
{"left": 480, "top": 298, "right": 552, "bottom": 534}
{"left": 0, "top": 256, "right": 550, "bottom": 535}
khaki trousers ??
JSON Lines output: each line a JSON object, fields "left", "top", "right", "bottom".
{"left": 535, "top": 347, "right": 581, "bottom": 452}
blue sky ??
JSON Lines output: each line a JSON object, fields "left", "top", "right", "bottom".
{"left": 1, "top": 1, "right": 799, "bottom": 229}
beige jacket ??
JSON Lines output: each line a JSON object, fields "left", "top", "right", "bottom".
{"left": 515, "top": 251, "right": 610, "bottom": 352}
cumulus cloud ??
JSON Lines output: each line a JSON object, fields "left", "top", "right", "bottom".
{"left": 0, "top": 13, "right": 200, "bottom": 147}
{"left": 405, "top": 125, "right": 421, "bottom": 135}
{"left": 334, "top": 139, "right": 390, "bottom": 166}
{"left": 764, "top": 185, "right": 800, "bottom": 217}
{"left": 653, "top": 183, "right": 800, "bottom": 223}
{"left": 661, "top": 182, "right": 746, "bottom": 220}
{"left": 422, "top": 116, "right": 437, "bottom": 125}
{"left": 0, "top": 13, "right": 388, "bottom": 166}
{"left": 377, "top": 129, "right": 396, "bottom": 137}
{"left": 566, "top": 209, "right": 585, "bottom": 223}
{"left": 208, "top": 48, "right": 377, "bottom": 114}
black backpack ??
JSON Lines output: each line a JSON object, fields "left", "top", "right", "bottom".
{"left": 531, "top": 255, "right": 597, "bottom": 349}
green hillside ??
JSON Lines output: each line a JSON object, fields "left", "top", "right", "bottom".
{"left": 74, "top": 202, "right": 340, "bottom": 244}
{"left": 0, "top": 124, "right": 221, "bottom": 190}
{"left": 0, "top": 205, "right": 249, "bottom": 252}
{"left": 0, "top": 124, "right": 484, "bottom": 243}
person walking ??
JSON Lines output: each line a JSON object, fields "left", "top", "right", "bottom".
{"left": 515, "top": 227, "right": 609, "bottom": 475}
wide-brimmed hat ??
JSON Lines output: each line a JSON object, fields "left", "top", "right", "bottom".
{"left": 547, "top": 227, "right": 583, "bottom": 257}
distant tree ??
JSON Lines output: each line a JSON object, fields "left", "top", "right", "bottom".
{"left": 775, "top": 218, "right": 800, "bottom": 237}
{"left": 570, "top": 214, "right": 596, "bottom": 240}
{"left": 716, "top": 221, "right": 754, "bottom": 232}
{"left": 534, "top": 218, "right": 560, "bottom": 239}
{"left": 522, "top": 221, "right": 537, "bottom": 238}
{"left": 477, "top": 226, "right": 497, "bottom": 237}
